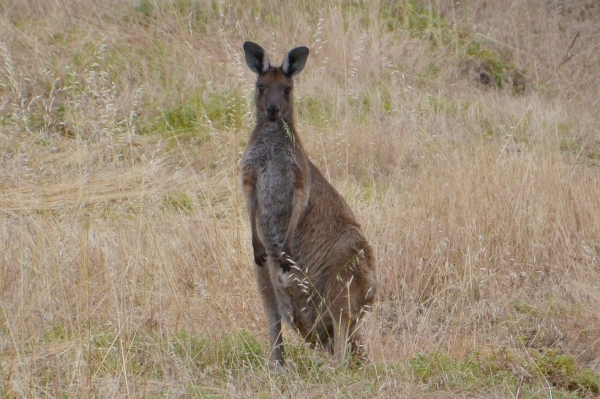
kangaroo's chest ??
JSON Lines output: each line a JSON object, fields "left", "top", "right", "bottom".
{"left": 255, "top": 151, "right": 296, "bottom": 211}
{"left": 245, "top": 141, "right": 298, "bottom": 188}
{"left": 244, "top": 143, "right": 298, "bottom": 233}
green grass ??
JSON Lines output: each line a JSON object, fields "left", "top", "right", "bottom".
{"left": 411, "top": 350, "right": 600, "bottom": 398}
{"left": 216, "top": 329, "right": 264, "bottom": 369}
{"left": 139, "top": 89, "right": 247, "bottom": 141}
{"left": 380, "top": 0, "right": 450, "bottom": 45}
{"left": 132, "top": 0, "right": 221, "bottom": 31}
{"left": 425, "top": 95, "right": 457, "bottom": 116}
{"left": 60, "top": 329, "right": 600, "bottom": 398}
{"left": 162, "top": 190, "right": 194, "bottom": 211}
{"left": 380, "top": 0, "right": 527, "bottom": 93}
{"left": 297, "top": 93, "right": 336, "bottom": 128}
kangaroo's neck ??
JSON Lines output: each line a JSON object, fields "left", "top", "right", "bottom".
{"left": 252, "top": 114, "right": 303, "bottom": 150}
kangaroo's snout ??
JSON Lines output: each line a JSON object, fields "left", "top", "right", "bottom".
{"left": 266, "top": 104, "right": 280, "bottom": 120}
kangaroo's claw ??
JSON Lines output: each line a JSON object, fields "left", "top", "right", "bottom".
{"left": 279, "top": 252, "right": 297, "bottom": 273}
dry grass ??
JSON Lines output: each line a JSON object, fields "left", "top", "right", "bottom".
{"left": 1, "top": 0, "right": 600, "bottom": 397}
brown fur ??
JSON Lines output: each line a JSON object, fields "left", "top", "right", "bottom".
{"left": 240, "top": 41, "right": 377, "bottom": 368}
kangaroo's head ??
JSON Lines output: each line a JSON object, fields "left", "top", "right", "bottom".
{"left": 243, "top": 41, "right": 309, "bottom": 122}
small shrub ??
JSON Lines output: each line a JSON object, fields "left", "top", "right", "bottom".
{"left": 534, "top": 349, "right": 600, "bottom": 396}
{"left": 460, "top": 40, "right": 527, "bottom": 93}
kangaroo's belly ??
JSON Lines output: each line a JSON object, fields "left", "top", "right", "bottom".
{"left": 255, "top": 163, "right": 295, "bottom": 253}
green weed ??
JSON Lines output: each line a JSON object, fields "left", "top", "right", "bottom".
{"left": 380, "top": 0, "right": 450, "bottom": 47}
{"left": 217, "top": 329, "right": 264, "bottom": 370}
{"left": 297, "top": 93, "right": 335, "bottom": 127}
{"left": 162, "top": 191, "right": 193, "bottom": 212}
{"left": 461, "top": 40, "right": 528, "bottom": 93}
{"left": 349, "top": 92, "right": 371, "bottom": 123}
{"left": 133, "top": 0, "right": 220, "bottom": 30}
{"left": 378, "top": 1, "right": 527, "bottom": 93}
{"left": 140, "top": 89, "right": 246, "bottom": 142}
{"left": 426, "top": 95, "right": 457, "bottom": 117}
{"left": 586, "top": 148, "right": 600, "bottom": 165}
{"left": 170, "top": 330, "right": 209, "bottom": 366}
{"left": 411, "top": 350, "right": 600, "bottom": 397}
{"left": 533, "top": 349, "right": 600, "bottom": 396}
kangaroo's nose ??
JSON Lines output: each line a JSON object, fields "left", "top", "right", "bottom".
{"left": 266, "top": 105, "right": 280, "bottom": 120}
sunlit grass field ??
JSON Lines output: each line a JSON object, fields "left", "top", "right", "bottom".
{"left": 1, "top": 0, "right": 600, "bottom": 397}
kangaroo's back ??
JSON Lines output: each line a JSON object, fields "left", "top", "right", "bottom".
{"left": 240, "top": 41, "right": 377, "bottom": 369}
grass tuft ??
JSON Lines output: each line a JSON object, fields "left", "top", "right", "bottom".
{"left": 461, "top": 39, "right": 528, "bottom": 93}
{"left": 411, "top": 350, "right": 600, "bottom": 397}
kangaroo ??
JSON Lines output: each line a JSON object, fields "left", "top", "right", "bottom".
{"left": 240, "top": 41, "right": 377, "bottom": 368}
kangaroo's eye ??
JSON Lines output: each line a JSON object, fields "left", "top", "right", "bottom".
{"left": 257, "top": 85, "right": 265, "bottom": 92}
{"left": 284, "top": 87, "right": 291, "bottom": 94}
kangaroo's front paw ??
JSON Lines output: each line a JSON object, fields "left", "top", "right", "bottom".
{"left": 278, "top": 252, "right": 298, "bottom": 273}
{"left": 253, "top": 249, "right": 267, "bottom": 267}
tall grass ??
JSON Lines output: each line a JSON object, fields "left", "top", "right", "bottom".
{"left": 1, "top": 0, "right": 599, "bottom": 397}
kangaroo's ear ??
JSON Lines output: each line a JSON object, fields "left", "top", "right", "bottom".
{"left": 281, "top": 46, "right": 309, "bottom": 78}
{"left": 243, "top": 41, "right": 270, "bottom": 75}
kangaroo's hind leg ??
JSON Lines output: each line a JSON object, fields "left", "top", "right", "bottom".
{"left": 332, "top": 311, "right": 351, "bottom": 368}
{"left": 254, "top": 263, "right": 284, "bottom": 368}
